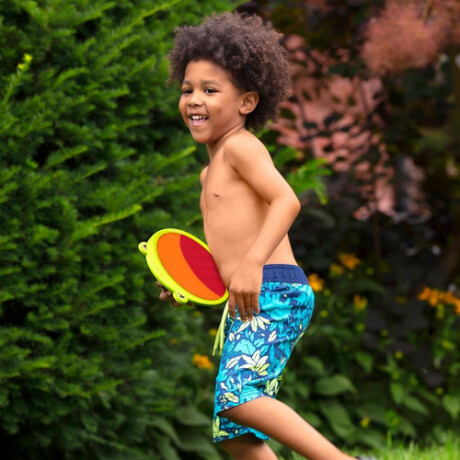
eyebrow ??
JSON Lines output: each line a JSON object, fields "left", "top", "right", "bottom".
{"left": 182, "top": 79, "right": 222, "bottom": 87}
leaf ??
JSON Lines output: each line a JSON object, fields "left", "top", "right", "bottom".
{"left": 303, "top": 356, "right": 326, "bottom": 376}
{"left": 390, "top": 382, "right": 405, "bottom": 405}
{"left": 156, "top": 437, "right": 181, "bottom": 460}
{"left": 177, "top": 431, "right": 220, "bottom": 456}
{"left": 354, "top": 352, "right": 374, "bottom": 374}
{"left": 318, "top": 399, "right": 354, "bottom": 439}
{"left": 149, "top": 417, "right": 181, "bottom": 446}
{"left": 174, "top": 407, "right": 211, "bottom": 426}
{"left": 315, "top": 374, "right": 356, "bottom": 396}
{"left": 442, "top": 395, "right": 460, "bottom": 419}
{"left": 357, "top": 428, "right": 385, "bottom": 450}
{"left": 402, "top": 396, "right": 428, "bottom": 415}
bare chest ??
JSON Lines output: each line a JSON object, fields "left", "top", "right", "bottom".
{"left": 200, "top": 157, "right": 242, "bottom": 209}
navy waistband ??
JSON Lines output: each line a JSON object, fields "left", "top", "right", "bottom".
{"left": 262, "top": 264, "right": 308, "bottom": 284}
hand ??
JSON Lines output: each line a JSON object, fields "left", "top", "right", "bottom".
{"left": 227, "top": 262, "right": 263, "bottom": 321}
{"left": 156, "top": 281, "right": 182, "bottom": 307}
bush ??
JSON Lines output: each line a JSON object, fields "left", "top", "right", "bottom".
{"left": 0, "top": 1, "right": 233, "bottom": 458}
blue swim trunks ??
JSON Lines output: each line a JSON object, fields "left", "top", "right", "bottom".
{"left": 212, "top": 264, "right": 315, "bottom": 443}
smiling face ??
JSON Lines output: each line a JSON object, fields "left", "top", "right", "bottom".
{"left": 179, "top": 60, "right": 256, "bottom": 149}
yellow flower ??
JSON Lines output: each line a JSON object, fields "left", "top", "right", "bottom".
{"left": 442, "top": 291, "right": 454, "bottom": 304}
{"left": 338, "top": 253, "right": 360, "bottom": 270}
{"left": 418, "top": 286, "right": 431, "bottom": 301}
{"left": 418, "top": 286, "right": 460, "bottom": 315}
{"left": 24, "top": 53, "right": 33, "bottom": 62}
{"left": 308, "top": 273, "right": 324, "bottom": 292}
{"left": 454, "top": 299, "right": 460, "bottom": 315}
{"left": 192, "top": 354, "right": 214, "bottom": 370}
{"left": 329, "top": 263, "right": 344, "bottom": 277}
{"left": 353, "top": 294, "right": 368, "bottom": 312}
{"left": 428, "top": 289, "right": 441, "bottom": 307}
{"left": 208, "top": 328, "right": 217, "bottom": 336}
{"left": 17, "top": 63, "right": 25, "bottom": 70}
{"left": 360, "top": 417, "right": 370, "bottom": 428}
{"left": 394, "top": 351, "right": 403, "bottom": 360}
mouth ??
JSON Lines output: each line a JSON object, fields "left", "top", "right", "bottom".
{"left": 189, "top": 114, "right": 208, "bottom": 127}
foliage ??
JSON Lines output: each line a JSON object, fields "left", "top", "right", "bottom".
{"left": 3, "top": 0, "right": 459, "bottom": 458}
{"left": 0, "top": 0, "right": 236, "bottom": 458}
{"left": 235, "top": 0, "right": 460, "bottom": 452}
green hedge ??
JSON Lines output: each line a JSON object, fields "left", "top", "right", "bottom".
{"left": 0, "top": 1, "right": 233, "bottom": 458}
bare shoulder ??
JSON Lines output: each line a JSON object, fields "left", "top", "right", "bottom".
{"left": 223, "top": 130, "right": 272, "bottom": 167}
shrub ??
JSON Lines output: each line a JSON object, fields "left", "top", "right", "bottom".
{"left": 0, "top": 0, "right": 233, "bottom": 458}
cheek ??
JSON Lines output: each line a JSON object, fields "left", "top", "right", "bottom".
{"left": 178, "top": 100, "right": 187, "bottom": 120}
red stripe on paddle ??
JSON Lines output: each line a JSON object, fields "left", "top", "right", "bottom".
{"left": 180, "top": 235, "right": 226, "bottom": 296}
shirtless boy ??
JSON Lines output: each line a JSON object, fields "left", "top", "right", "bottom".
{"left": 161, "top": 12, "right": 376, "bottom": 460}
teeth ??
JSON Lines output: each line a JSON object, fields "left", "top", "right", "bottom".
{"left": 190, "top": 115, "right": 206, "bottom": 120}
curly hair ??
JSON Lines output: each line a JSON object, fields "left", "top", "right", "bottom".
{"left": 167, "top": 12, "right": 291, "bottom": 131}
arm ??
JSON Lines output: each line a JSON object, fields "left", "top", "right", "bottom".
{"left": 224, "top": 136, "right": 301, "bottom": 320}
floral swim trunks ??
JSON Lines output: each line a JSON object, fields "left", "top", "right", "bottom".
{"left": 212, "top": 264, "right": 315, "bottom": 443}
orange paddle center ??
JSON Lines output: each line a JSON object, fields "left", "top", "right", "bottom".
{"left": 156, "top": 233, "right": 226, "bottom": 300}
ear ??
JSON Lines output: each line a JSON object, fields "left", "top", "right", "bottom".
{"left": 239, "top": 91, "right": 259, "bottom": 115}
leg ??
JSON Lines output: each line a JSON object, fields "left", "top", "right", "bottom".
{"left": 220, "top": 433, "right": 278, "bottom": 460}
{"left": 221, "top": 397, "right": 355, "bottom": 460}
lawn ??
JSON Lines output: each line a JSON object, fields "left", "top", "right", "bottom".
{"left": 278, "top": 433, "right": 460, "bottom": 460}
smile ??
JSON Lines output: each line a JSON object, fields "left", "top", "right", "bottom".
{"left": 189, "top": 115, "right": 208, "bottom": 126}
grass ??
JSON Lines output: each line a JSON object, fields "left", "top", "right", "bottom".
{"left": 277, "top": 433, "right": 460, "bottom": 460}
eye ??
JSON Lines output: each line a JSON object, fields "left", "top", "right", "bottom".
{"left": 204, "top": 88, "right": 217, "bottom": 94}
{"left": 181, "top": 88, "right": 192, "bottom": 95}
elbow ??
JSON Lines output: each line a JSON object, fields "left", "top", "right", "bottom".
{"left": 293, "top": 195, "right": 301, "bottom": 217}
{"left": 286, "top": 193, "right": 301, "bottom": 218}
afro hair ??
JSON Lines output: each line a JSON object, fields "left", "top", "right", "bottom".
{"left": 167, "top": 12, "right": 291, "bottom": 131}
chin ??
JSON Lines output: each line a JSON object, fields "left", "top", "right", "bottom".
{"left": 190, "top": 132, "right": 211, "bottom": 144}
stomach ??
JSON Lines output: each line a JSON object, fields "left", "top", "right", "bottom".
{"left": 204, "top": 217, "right": 297, "bottom": 286}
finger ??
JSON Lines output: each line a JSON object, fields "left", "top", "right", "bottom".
{"left": 253, "top": 292, "right": 260, "bottom": 315}
{"left": 228, "top": 292, "right": 237, "bottom": 319}
{"left": 243, "top": 294, "right": 253, "bottom": 321}
{"left": 236, "top": 295, "right": 248, "bottom": 321}
{"left": 159, "top": 290, "right": 171, "bottom": 301}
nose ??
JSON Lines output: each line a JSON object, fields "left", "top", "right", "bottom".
{"left": 188, "top": 91, "right": 203, "bottom": 106}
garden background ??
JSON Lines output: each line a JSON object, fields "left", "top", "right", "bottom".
{"left": 0, "top": 0, "right": 459, "bottom": 459}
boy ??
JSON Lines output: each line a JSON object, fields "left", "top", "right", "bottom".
{"left": 162, "top": 12, "right": 376, "bottom": 460}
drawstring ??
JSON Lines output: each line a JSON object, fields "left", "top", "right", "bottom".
{"left": 212, "top": 300, "right": 229, "bottom": 356}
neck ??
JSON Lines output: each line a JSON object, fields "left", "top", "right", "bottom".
{"left": 206, "top": 124, "right": 246, "bottom": 159}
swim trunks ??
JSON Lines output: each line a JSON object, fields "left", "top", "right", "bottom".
{"left": 212, "top": 264, "right": 315, "bottom": 443}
